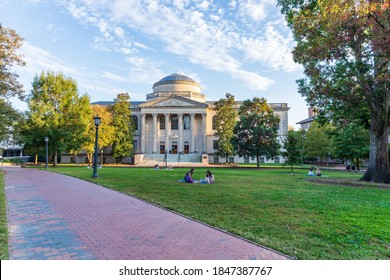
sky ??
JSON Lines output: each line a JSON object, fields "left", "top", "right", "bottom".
{"left": 1, "top": 0, "right": 310, "bottom": 127}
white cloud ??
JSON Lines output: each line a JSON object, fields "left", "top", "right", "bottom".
{"left": 21, "top": 42, "right": 81, "bottom": 76}
{"left": 101, "top": 71, "right": 127, "bottom": 82}
{"left": 241, "top": 22, "right": 300, "bottom": 72}
{"left": 60, "top": 0, "right": 297, "bottom": 91}
{"left": 17, "top": 41, "right": 135, "bottom": 102}
{"left": 236, "top": 0, "right": 277, "bottom": 22}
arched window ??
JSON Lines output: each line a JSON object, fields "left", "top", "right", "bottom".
{"left": 132, "top": 115, "right": 138, "bottom": 130}
{"left": 212, "top": 116, "right": 217, "bottom": 130}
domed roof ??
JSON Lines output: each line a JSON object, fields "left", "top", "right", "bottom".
{"left": 153, "top": 73, "right": 199, "bottom": 88}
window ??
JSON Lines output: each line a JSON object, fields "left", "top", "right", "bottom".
{"left": 131, "top": 115, "right": 138, "bottom": 130}
{"left": 260, "top": 157, "right": 265, "bottom": 163}
{"left": 212, "top": 116, "right": 217, "bottom": 130}
{"left": 171, "top": 115, "right": 178, "bottom": 130}
{"left": 213, "top": 140, "right": 219, "bottom": 150}
{"left": 183, "top": 115, "right": 190, "bottom": 130}
{"left": 160, "top": 116, "right": 165, "bottom": 130}
{"left": 274, "top": 156, "right": 280, "bottom": 163}
{"left": 214, "top": 156, "right": 219, "bottom": 164}
{"left": 244, "top": 156, "right": 250, "bottom": 163}
{"left": 228, "top": 157, "right": 235, "bottom": 163}
{"left": 133, "top": 140, "right": 137, "bottom": 152}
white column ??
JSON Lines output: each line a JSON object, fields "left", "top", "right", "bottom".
{"left": 164, "top": 113, "right": 170, "bottom": 153}
{"left": 178, "top": 113, "right": 183, "bottom": 154}
{"left": 202, "top": 112, "right": 207, "bottom": 153}
{"left": 190, "top": 113, "right": 195, "bottom": 153}
{"left": 141, "top": 113, "right": 146, "bottom": 154}
{"left": 152, "top": 113, "right": 158, "bottom": 154}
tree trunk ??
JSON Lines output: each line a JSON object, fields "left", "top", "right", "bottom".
{"left": 256, "top": 154, "right": 260, "bottom": 168}
{"left": 54, "top": 149, "right": 58, "bottom": 166}
{"left": 360, "top": 104, "right": 390, "bottom": 183}
{"left": 356, "top": 158, "right": 360, "bottom": 171}
{"left": 35, "top": 154, "right": 38, "bottom": 164}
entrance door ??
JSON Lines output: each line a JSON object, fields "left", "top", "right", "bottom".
{"left": 184, "top": 144, "right": 189, "bottom": 154}
{"left": 171, "top": 144, "right": 178, "bottom": 154}
{"left": 160, "top": 144, "right": 165, "bottom": 154}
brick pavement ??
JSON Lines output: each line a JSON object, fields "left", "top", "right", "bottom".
{"left": 2, "top": 166, "right": 291, "bottom": 260}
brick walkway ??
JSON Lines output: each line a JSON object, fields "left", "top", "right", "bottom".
{"left": 2, "top": 167, "right": 291, "bottom": 260}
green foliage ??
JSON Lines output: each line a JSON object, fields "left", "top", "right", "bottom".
{"left": 0, "top": 98, "right": 22, "bottom": 143}
{"left": 277, "top": 0, "right": 390, "bottom": 182}
{"left": 331, "top": 123, "right": 369, "bottom": 169}
{"left": 24, "top": 71, "right": 92, "bottom": 165}
{"left": 232, "top": 97, "right": 280, "bottom": 167}
{"left": 282, "top": 129, "right": 304, "bottom": 172}
{"left": 83, "top": 105, "right": 115, "bottom": 163}
{"left": 109, "top": 93, "right": 134, "bottom": 161}
{"left": 0, "top": 24, "right": 25, "bottom": 99}
{"left": 303, "top": 121, "right": 332, "bottom": 163}
{"left": 0, "top": 25, "right": 25, "bottom": 143}
{"left": 214, "top": 93, "right": 237, "bottom": 160}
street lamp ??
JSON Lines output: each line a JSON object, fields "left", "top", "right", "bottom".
{"left": 92, "top": 115, "right": 101, "bottom": 178}
{"left": 44, "top": 136, "right": 49, "bottom": 169}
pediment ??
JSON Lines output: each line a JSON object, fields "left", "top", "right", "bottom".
{"left": 139, "top": 95, "right": 208, "bottom": 108}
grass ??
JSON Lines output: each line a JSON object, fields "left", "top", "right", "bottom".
{"left": 0, "top": 170, "right": 9, "bottom": 260}
{"left": 49, "top": 166, "right": 390, "bottom": 260}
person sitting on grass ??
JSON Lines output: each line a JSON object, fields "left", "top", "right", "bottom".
{"left": 308, "top": 168, "right": 314, "bottom": 176}
{"left": 184, "top": 168, "right": 195, "bottom": 183}
{"left": 316, "top": 168, "right": 322, "bottom": 177}
{"left": 202, "top": 170, "right": 215, "bottom": 184}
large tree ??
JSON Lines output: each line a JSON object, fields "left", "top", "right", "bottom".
{"left": 278, "top": 0, "right": 390, "bottom": 182}
{"left": 0, "top": 25, "right": 25, "bottom": 143}
{"left": 83, "top": 105, "right": 115, "bottom": 164}
{"left": 232, "top": 97, "right": 280, "bottom": 168}
{"left": 109, "top": 93, "right": 134, "bottom": 163}
{"left": 0, "top": 24, "right": 25, "bottom": 99}
{"left": 214, "top": 93, "right": 238, "bottom": 161}
{"left": 26, "top": 71, "right": 91, "bottom": 166}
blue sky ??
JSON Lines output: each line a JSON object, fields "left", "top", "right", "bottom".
{"left": 1, "top": 0, "right": 309, "bottom": 127}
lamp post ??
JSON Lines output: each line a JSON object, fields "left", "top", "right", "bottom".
{"left": 92, "top": 115, "right": 101, "bottom": 178}
{"left": 44, "top": 136, "right": 49, "bottom": 169}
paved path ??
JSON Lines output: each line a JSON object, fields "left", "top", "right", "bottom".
{"left": 2, "top": 167, "right": 291, "bottom": 260}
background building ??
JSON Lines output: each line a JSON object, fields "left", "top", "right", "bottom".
{"left": 65, "top": 73, "right": 289, "bottom": 165}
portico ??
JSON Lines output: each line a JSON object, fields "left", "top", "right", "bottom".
{"left": 138, "top": 103, "right": 208, "bottom": 155}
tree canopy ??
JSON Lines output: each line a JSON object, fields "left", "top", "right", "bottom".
{"left": 0, "top": 24, "right": 25, "bottom": 99}
{"left": 282, "top": 129, "right": 304, "bottom": 173}
{"left": 303, "top": 121, "right": 332, "bottom": 163}
{"left": 331, "top": 123, "right": 370, "bottom": 170}
{"left": 232, "top": 97, "right": 280, "bottom": 168}
{"left": 109, "top": 93, "right": 134, "bottom": 162}
{"left": 278, "top": 0, "right": 390, "bottom": 182}
{"left": 83, "top": 105, "right": 115, "bottom": 164}
{"left": 25, "top": 71, "right": 91, "bottom": 165}
{"left": 214, "top": 93, "right": 238, "bottom": 161}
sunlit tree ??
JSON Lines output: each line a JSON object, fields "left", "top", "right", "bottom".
{"left": 214, "top": 93, "right": 237, "bottom": 162}
{"left": 232, "top": 97, "right": 280, "bottom": 168}
{"left": 278, "top": 0, "right": 390, "bottom": 182}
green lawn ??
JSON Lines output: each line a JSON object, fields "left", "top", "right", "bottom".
{"left": 49, "top": 166, "right": 390, "bottom": 260}
{"left": 0, "top": 170, "right": 9, "bottom": 260}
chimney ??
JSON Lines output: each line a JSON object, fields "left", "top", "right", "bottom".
{"left": 308, "top": 107, "right": 314, "bottom": 118}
